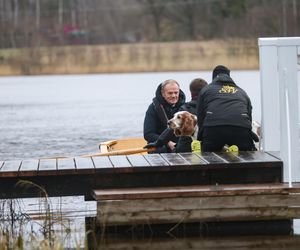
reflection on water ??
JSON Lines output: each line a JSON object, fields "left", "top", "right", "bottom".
{"left": 1, "top": 196, "right": 96, "bottom": 248}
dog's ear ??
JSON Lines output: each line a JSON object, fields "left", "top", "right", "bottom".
{"left": 181, "top": 114, "right": 195, "bottom": 136}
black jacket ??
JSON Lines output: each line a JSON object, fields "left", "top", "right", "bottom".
{"left": 144, "top": 83, "right": 185, "bottom": 144}
{"left": 197, "top": 74, "right": 252, "bottom": 140}
{"left": 179, "top": 99, "right": 197, "bottom": 114}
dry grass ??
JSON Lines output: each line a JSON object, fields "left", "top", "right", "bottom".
{"left": 0, "top": 181, "right": 87, "bottom": 250}
{"left": 0, "top": 39, "right": 258, "bottom": 76}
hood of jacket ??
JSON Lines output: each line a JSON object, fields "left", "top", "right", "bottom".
{"left": 212, "top": 74, "right": 236, "bottom": 86}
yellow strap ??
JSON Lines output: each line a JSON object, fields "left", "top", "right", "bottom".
{"left": 191, "top": 140, "right": 201, "bottom": 153}
{"left": 226, "top": 145, "right": 239, "bottom": 152}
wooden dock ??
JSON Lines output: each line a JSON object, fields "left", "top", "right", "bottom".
{"left": 0, "top": 151, "right": 282, "bottom": 200}
{"left": 93, "top": 183, "right": 300, "bottom": 226}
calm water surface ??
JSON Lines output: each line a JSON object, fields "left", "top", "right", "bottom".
{"left": 0, "top": 71, "right": 261, "bottom": 160}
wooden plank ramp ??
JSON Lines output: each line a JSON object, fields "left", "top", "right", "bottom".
{"left": 93, "top": 183, "right": 300, "bottom": 226}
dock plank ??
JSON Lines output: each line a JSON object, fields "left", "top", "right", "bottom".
{"left": 39, "top": 159, "right": 57, "bottom": 171}
{"left": 161, "top": 153, "right": 190, "bottom": 166}
{"left": 266, "top": 151, "right": 281, "bottom": 160}
{"left": 57, "top": 158, "right": 76, "bottom": 170}
{"left": 143, "top": 154, "right": 169, "bottom": 166}
{"left": 238, "top": 151, "right": 281, "bottom": 162}
{"left": 179, "top": 153, "right": 207, "bottom": 165}
{"left": 99, "top": 207, "right": 300, "bottom": 226}
{"left": 126, "top": 155, "right": 150, "bottom": 167}
{"left": 92, "top": 156, "right": 113, "bottom": 169}
{"left": 98, "top": 194, "right": 300, "bottom": 214}
{"left": 19, "top": 159, "right": 39, "bottom": 173}
{"left": 0, "top": 160, "right": 22, "bottom": 176}
{"left": 214, "top": 152, "right": 244, "bottom": 163}
{"left": 75, "top": 157, "right": 95, "bottom": 170}
{"left": 93, "top": 183, "right": 300, "bottom": 200}
{"left": 109, "top": 155, "right": 132, "bottom": 168}
{"left": 196, "top": 152, "right": 227, "bottom": 164}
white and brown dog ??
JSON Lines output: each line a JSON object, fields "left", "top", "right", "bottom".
{"left": 167, "top": 111, "right": 198, "bottom": 139}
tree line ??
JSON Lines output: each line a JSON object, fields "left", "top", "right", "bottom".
{"left": 0, "top": 0, "right": 298, "bottom": 49}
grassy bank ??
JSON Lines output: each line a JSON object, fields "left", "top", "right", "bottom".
{"left": 0, "top": 39, "right": 258, "bottom": 76}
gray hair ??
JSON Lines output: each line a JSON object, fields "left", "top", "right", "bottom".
{"left": 161, "top": 79, "right": 180, "bottom": 91}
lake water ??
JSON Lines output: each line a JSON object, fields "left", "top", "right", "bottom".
{"left": 0, "top": 71, "right": 261, "bottom": 160}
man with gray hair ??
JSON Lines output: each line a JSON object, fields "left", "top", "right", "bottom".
{"left": 143, "top": 79, "right": 185, "bottom": 153}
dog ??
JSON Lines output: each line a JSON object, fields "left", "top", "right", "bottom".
{"left": 167, "top": 111, "right": 198, "bottom": 140}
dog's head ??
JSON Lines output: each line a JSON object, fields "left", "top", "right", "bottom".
{"left": 168, "top": 111, "right": 197, "bottom": 137}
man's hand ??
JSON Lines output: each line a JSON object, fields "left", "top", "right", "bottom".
{"left": 167, "top": 141, "right": 176, "bottom": 151}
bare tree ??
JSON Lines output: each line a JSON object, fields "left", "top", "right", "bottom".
{"left": 78, "top": 0, "right": 89, "bottom": 42}
{"left": 0, "top": 0, "right": 299, "bottom": 48}
{"left": 139, "top": 0, "right": 166, "bottom": 41}
{"left": 292, "top": 0, "right": 297, "bottom": 35}
{"left": 9, "top": 0, "right": 17, "bottom": 47}
{"left": 34, "top": 0, "right": 40, "bottom": 46}
{"left": 0, "top": 0, "right": 5, "bottom": 48}
{"left": 166, "top": 0, "right": 201, "bottom": 40}
{"left": 282, "top": 0, "right": 287, "bottom": 36}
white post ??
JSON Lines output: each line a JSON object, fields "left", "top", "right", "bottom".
{"left": 258, "top": 41, "right": 280, "bottom": 151}
{"left": 259, "top": 37, "right": 300, "bottom": 182}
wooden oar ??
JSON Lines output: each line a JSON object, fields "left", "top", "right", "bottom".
{"left": 80, "top": 146, "right": 156, "bottom": 157}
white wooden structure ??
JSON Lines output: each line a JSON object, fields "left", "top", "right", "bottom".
{"left": 259, "top": 37, "right": 300, "bottom": 183}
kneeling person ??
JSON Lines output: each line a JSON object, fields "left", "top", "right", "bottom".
{"left": 197, "top": 65, "right": 256, "bottom": 152}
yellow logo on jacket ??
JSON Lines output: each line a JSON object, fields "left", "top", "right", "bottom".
{"left": 219, "top": 85, "right": 237, "bottom": 94}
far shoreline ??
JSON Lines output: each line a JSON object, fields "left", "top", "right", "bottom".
{"left": 0, "top": 39, "right": 259, "bottom": 76}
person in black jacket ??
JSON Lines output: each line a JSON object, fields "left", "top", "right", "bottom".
{"left": 197, "top": 65, "right": 256, "bottom": 151}
{"left": 143, "top": 79, "right": 185, "bottom": 153}
{"left": 179, "top": 78, "right": 208, "bottom": 114}
{"left": 144, "top": 78, "right": 207, "bottom": 153}
{"left": 175, "top": 78, "right": 208, "bottom": 152}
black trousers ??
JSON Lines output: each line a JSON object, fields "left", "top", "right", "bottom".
{"left": 201, "top": 125, "right": 256, "bottom": 152}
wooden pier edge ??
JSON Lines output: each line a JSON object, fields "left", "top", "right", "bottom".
{"left": 93, "top": 183, "right": 300, "bottom": 227}
{"left": 0, "top": 151, "right": 284, "bottom": 200}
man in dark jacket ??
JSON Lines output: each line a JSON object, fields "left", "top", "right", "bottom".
{"left": 144, "top": 78, "right": 207, "bottom": 153}
{"left": 175, "top": 78, "right": 208, "bottom": 152}
{"left": 197, "top": 65, "right": 255, "bottom": 151}
{"left": 179, "top": 78, "right": 208, "bottom": 114}
{"left": 144, "top": 79, "right": 185, "bottom": 153}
